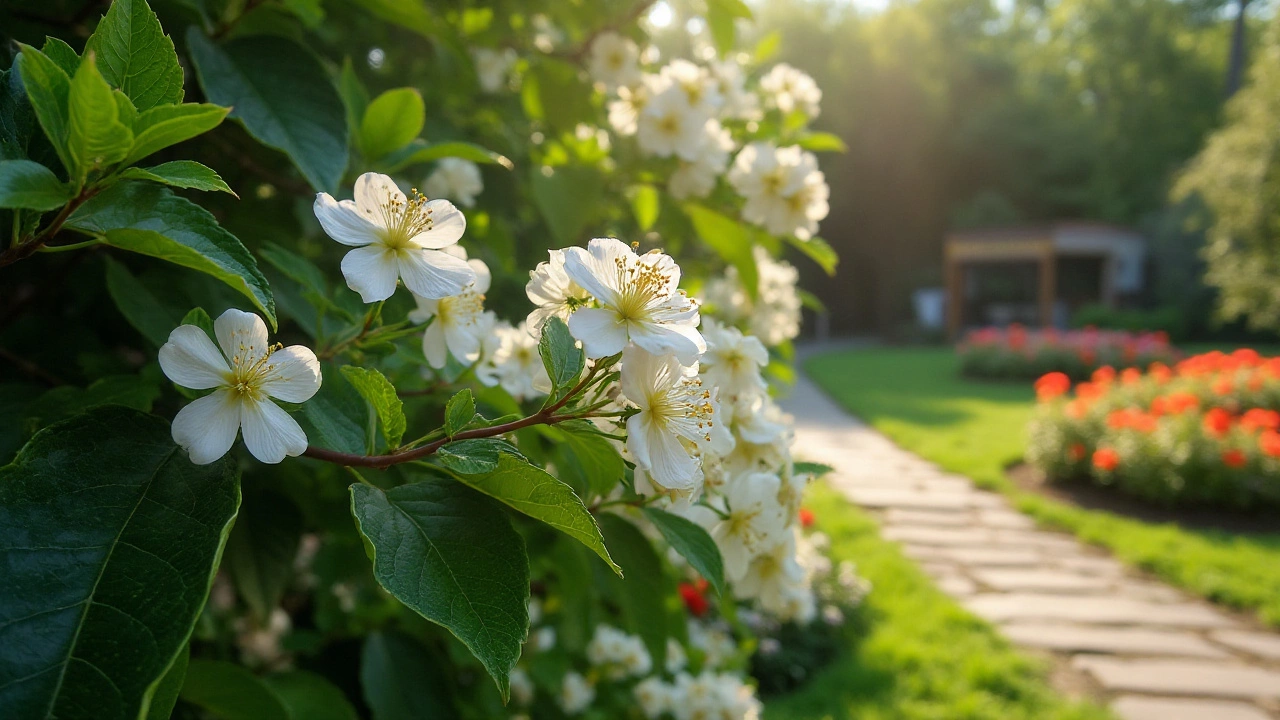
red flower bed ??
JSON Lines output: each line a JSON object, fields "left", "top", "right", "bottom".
{"left": 959, "top": 325, "right": 1177, "bottom": 381}
{"left": 1026, "top": 350, "right": 1280, "bottom": 508}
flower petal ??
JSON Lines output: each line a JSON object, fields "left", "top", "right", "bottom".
{"left": 340, "top": 245, "right": 401, "bottom": 303}
{"left": 643, "top": 421, "right": 700, "bottom": 491}
{"left": 562, "top": 240, "right": 628, "bottom": 303}
{"left": 444, "top": 323, "right": 483, "bottom": 364}
{"left": 422, "top": 322, "right": 449, "bottom": 369}
{"left": 629, "top": 321, "right": 706, "bottom": 366}
{"left": 313, "top": 193, "right": 380, "bottom": 246}
{"left": 354, "top": 172, "right": 404, "bottom": 217}
{"left": 396, "top": 248, "right": 476, "bottom": 300}
{"left": 215, "top": 309, "right": 271, "bottom": 368}
{"left": 158, "top": 325, "right": 230, "bottom": 390}
{"left": 409, "top": 199, "right": 466, "bottom": 249}
{"left": 568, "top": 307, "right": 627, "bottom": 359}
{"left": 172, "top": 389, "right": 241, "bottom": 465}
{"left": 240, "top": 397, "right": 308, "bottom": 464}
{"left": 260, "top": 345, "right": 322, "bottom": 403}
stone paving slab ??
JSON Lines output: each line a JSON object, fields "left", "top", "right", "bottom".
{"left": 964, "top": 593, "right": 1235, "bottom": 628}
{"left": 1000, "top": 622, "right": 1230, "bottom": 658}
{"left": 1212, "top": 630, "right": 1280, "bottom": 661}
{"left": 971, "top": 569, "right": 1112, "bottom": 593}
{"left": 1112, "top": 696, "right": 1274, "bottom": 720}
{"left": 884, "top": 508, "right": 970, "bottom": 526}
{"left": 1072, "top": 657, "right": 1280, "bottom": 699}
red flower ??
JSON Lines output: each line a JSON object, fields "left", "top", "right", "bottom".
{"left": 1212, "top": 376, "right": 1234, "bottom": 396}
{"left": 1068, "top": 443, "right": 1086, "bottom": 462}
{"left": 1092, "top": 366, "right": 1117, "bottom": 384}
{"left": 679, "top": 581, "right": 710, "bottom": 617}
{"left": 1121, "top": 367, "right": 1142, "bottom": 385}
{"left": 798, "top": 508, "right": 815, "bottom": 528}
{"left": 1222, "top": 449, "right": 1247, "bottom": 468}
{"left": 1203, "top": 408, "right": 1233, "bottom": 437}
{"left": 1260, "top": 430, "right": 1280, "bottom": 459}
{"left": 1240, "top": 409, "right": 1280, "bottom": 433}
{"left": 1092, "top": 447, "right": 1120, "bottom": 472}
{"left": 1035, "top": 372, "right": 1072, "bottom": 401}
{"left": 1149, "top": 362, "right": 1173, "bottom": 384}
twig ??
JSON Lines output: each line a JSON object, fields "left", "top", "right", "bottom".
{"left": 0, "top": 189, "right": 98, "bottom": 268}
{"left": 0, "top": 346, "right": 64, "bottom": 386}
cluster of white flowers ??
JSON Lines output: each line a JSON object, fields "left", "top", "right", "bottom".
{"left": 634, "top": 671, "right": 762, "bottom": 720}
{"left": 586, "top": 34, "right": 828, "bottom": 238}
{"left": 587, "top": 624, "right": 653, "bottom": 679}
{"left": 423, "top": 157, "right": 484, "bottom": 208}
{"left": 472, "top": 47, "right": 517, "bottom": 93}
{"left": 705, "top": 247, "right": 803, "bottom": 347}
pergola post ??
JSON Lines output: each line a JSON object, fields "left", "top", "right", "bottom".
{"left": 946, "top": 253, "right": 963, "bottom": 339}
{"left": 1038, "top": 247, "right": 1056, "bottom": 328}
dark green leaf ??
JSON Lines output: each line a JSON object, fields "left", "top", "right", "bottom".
{"left": 0, "top": 158, "right": 72, "bottom": 210}
{"left": 119, "top": 160, "right": 236, "bottom": 196}
{"left": 264, "top": 671, "right": 358, "bottom": 720}
{"left": 104, "top": 256, "right": 185, "bottom": 346}
{"left": 628, "top": 184, "right": 659, "bottom": 231}
{"left": 66, "top": 181, "right": 276, "bottom": 327}
{"left": 684, "top": 203, "right": 759, "bottom": 299}
{"left": 454, "top": 453, "right": 620, "bottom": 575}
{"left": 598, "top": 513, "right": 669, "bottom": 664}
{"left": 521, "top": 59, "right": 594, "bottom": 133}
{"left": 643, "top": 507, "right": 725, "bottom": 596}
{"left": 25, "top": 374, "right": 162, "bottom": 427}
{"left": 42, "top": 38, "right": 81, "bottom": 77}
{"left": 67, "top": 54, "right": 134, "bottom": 183}
{"left": 181, "top": 306, "right": 216, "bottom": 338}
{"left": 349, "top": 481, "right": 529, "bottom": 700}
{"left": 444, "top": 388, "right": 475, "bottom": 437}
{"left": 797, "top": 288, "right": 827, "bottom": 313}
{"left": 538, "top": 316, "right": 584, "bottom": 397}
{"left": 338, "top": 58, "right": 369, "bottom": 142}
{"left": 15, "top": 46, "right": 73, "bottom": 172}
{"left": 348, "top": 0, "right": 435, "bottom": 36}
{"left": 146, "top": 643, "right": 189, "bottom": 720}
{"left": 552, "top": 419, "right": 626, "bottom": 498}
{"left": 359, "top": 87, "right": 424, "bottom": 160}
{"left": 379, "top": 139, "right": 513, "bottom": 173}
{"left": 340, "top": 366, "right": 405, "bottom": 449}
{"left": 793, "top": 461, "right": 835, "bottom": 477}
{"left": 226, "top": 490, "right": 303, "bottom": 623}
{"left": 124, "top": 103, "right": 229, "bottom": 166}
{"left": 85, "top": 0, "right": 184, "bottom": 111}
{"left": 180, "top": 660, "right": 289, "bottom": 720}
{"left": 297, "top": 363, "right": 366, "bottom": 454}
{"left": 0, "top": 407, "right": 241, "bottom": 720}
{"left": 360, "top": 631, "right": 459, "bottom": 720}
{"left": 1, "top": 66, "right": 56, "bottom": 164}
{"left": 786, "top": 235, "right": 838, "bottom": 275}
{"left": 530, "top": 163, "right": 603, "bottom": 244}
{"left": 186, "top": 31, "right": 348, "bottom": 192}
{"left": 436, "top": 437, "right": 524, "bottom": 474}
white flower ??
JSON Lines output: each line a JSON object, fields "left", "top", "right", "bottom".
{"left": 314, "top": 172, "right": 475, "bottom": 303}
{"left": 665, "top": 637, "right": 688, "bottom": 673}
{"left": 588, "top": 31, "right": 642, "bottom": 90}
{"left": 608, "top": 82, "right": 650, "bottom": 135}
{"left": 560, "top": 671, "right": 595, "bottom": 715}
{"left": 759, "top": 62, "right": 822, "bottom": 118}
{"left": 490, "top": 321, "right": 551, "bottom": 400}
{"left": 159, "top": 309, "right": 321, "bottom": 465}
{"left": 735, "top": 531, "right": 807, "bottom": 617}
{"left": 685, "top": 471, "right": 787, "bottom": 582}
{"left": 410, "top": 251, "right": 492, "bottom": 368}
{"left": 659, "top": 59, "right": 723, "bottom": 118}
{"left": 587, "top": 625, "right": 652, "bottom": 679}
{"left": 700, "top": 319, "right": 769, "bottom": 401}
{"left": 728, "top": 143, "right": 829, "bottom": 240}
{"left": 423, "top": 157, "right": 483, "bottom": 208}
{"left": 634, "top": 677, "right": 675, "bottom": 720}
{"left": 704, "top": 252, "right": 802, "bottom": 347}
{"left": 509, "top": 668, "right": 534, "bottom": 706}
{"left": 621, "top": 346, "right": 717, "bottom": 492}
{"left": 526, "top": 248, "right": 592, "bottom": 336}
{"left": 563, "top": 238, "right": 705, "bottom": 364}
{"left": 472, "top": 47, "right": 517, "bottom": 93}
{"left": 637, "top": 85, "right": 707, "bottom": 161}
{"left": 709, "top": 58, "right": 760, "bottom": 120}
{"left": 531, "top": 626, "right": 557, "bottom": 652}
{"left": 667, "top": 119, "right": 734, "bottom": 201}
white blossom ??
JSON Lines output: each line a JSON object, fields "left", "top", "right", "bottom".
{"left": 509, "top": 668, "right": 534, "bottom": 706}
{"left": 709, "top": 58, "right": 760, "bottom": 120}
{"left": 586, "top": 625, "right": 652, "bottom": 679}
{"left": 668, "top": 119, "right": 734, "bottom": 200}
{"left": 410, "top": 250, "right": 492, "bottom": 368}
{"left": 526, "top": 248, "right": 592, "bottom": 336}
{"left": 637, "top": 84, "right": 708, "bottom": 161}
{"left": 759, "top": 62, "right": 822, "bottom": 118}
{"left": 159, "top": 309, "right": 321, "bottom": 465}
{"left": 659, "top": 59, "right": 723, "bottom": 118}
{"left": 728, "top": 143, "right": 829, "bottom": 240}
{"left": 684, "top": 471, "right": 788, "bottom": 582}
{"left": 588, "top": 31, "right": 642, "bottom": 90}
{"left": 559, "top": 671, "right": 595, "bottom": 715}
{"left": 699, "top": 319, "right": 769, "bottom": 402}
{"left": 314, "top": 172, "right": 475, "bottom": 303}
{"left": 634, "top": 676, "right": 674, "bottom": 719}
{"left": 423, "top": 157, "right": 483, "bottom": 208}
{"left": 621, "top": 346, "right": 718, "bottom": 493}
{"left": 490, "top": 321, "right": 550, "bottom": 400}
{"left": 472, "top": 47, "right": 517, "bottom": 92}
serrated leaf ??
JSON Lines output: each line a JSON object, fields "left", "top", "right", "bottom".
{"left": 795, "top": 131, "right": 847, "bottom": 153}
{"left": 359, "top": 87, "right": 424, "bottom": 160}
{"left": 643, "top": 507, "right": 725, "bottom": 596}
{"left": 538, "top": 316, "right": 584, "bottom": 397}
{"left": 0, "top": 158, "right": 72, "bottom": 210}
{"left": 453, "top": 453, "right": 621, "bottom": 575}
{"left": 41, "top": 38, "right": 81, "bottom": 76}
{"left": 628, "top": 183, "right": 659, "bottom": 231}
{"left": 226, "top": 490, "right": 303, "bottom": 623}
{"left": 436, "top": 438, "right": 524, "bottom": 474}
{"left": 186, "top": 31, "right": 347, "bottom": 192}
{"left": 360, "top": 632, "right": 458, "bottom": 720}
{"left": 266, "top": 671, "right": 358, "bottom": 720}
{"left": 125, "top": 103, "right": 229, "bottom": 166}
{"left": 340, "top": 366, "right": 406, "bottom": 449}
{"left": 0, "top": 406, "right": 241, "bottom": 720}
{"left": 85, "top": 0, "right": 184, "bottom": 111}
{"left": 379, "top": 139, "right": 513, "bottom": 173}
{"left": 684, "top": 203, "right": 759, "bottom": 299}
{"left": 119, "top": 160, "right": 236, "bottom": 196}
{"left": 2, "top": 66, "right": 58, "bottom": 165}
{"left": 444, "top": 388, "right": 475, "bottom": 437}
{"left": 349, "top": 481, "right": 529, "bottom": 700}
{"left": 787, "top": 235, "right": 838, "bottom": 275}
{"left": 180, "top": 660, "right": 289, "bottom": 720}
{"left": 67, "top": 54, "right": 134, "bottom": 183}
{"left": 66, "top": 181, "right": 276, "bottom": 327}
{"left": 15, "top": 46, "right": 73, "bottom": 172}
{"left": 104, "top": 256, "right": 185, "bottom": 346}
{"left": 598, "top": 513, "right": 669, "bottom": 664}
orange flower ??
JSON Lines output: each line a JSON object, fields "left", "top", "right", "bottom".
{"left": 1066, "top": 399, "right": 1090, "bottom": 419}
{"left": 1121, "top": 367, "right": 1142, "bottom": 385}
{"left": 1092, "top": 366, "right": 1117, "bottom": 385}
{"left": 1212, "top": 375, "right": 1234, "bottom": 396}
{"left": 1068, "top": 443, "right": 1087, "bottom": 462}
{"left": 1092, "top": 447, "right": 1120, "bottom": 471}
{"left": 1240, "top": 409, "right": 1280, "bottom": 433}
{"left": 1035, "top": 372, "right": 1072, "bottom": 401}
{"left": 1221, "top": 449, "right": 1247, "bottom": 468}
{"left": 1259, "top": 430, "right": 1280, "bottom": 459}
{"left": 798, "top": 508, "right": 815, "bottom": 528}
{"left": 1149, "top": 362, "right": 1173, "bottom": 384}
{"left": 1163, "top": 392, "right": 1200, "bottom": 415}
{"left": 1202, "top": 407, "right": 1233, "bottom": 437}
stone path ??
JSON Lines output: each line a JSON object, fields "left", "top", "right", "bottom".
{"left": 781, "top": 371, "right": 1280, "bottom": 720}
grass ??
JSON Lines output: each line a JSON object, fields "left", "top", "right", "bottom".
{"left": 766, "top": 483, "right": 1111, "bottom": 720}
{"left": 803, "top": 347, "right": 1280, "bottom": 628}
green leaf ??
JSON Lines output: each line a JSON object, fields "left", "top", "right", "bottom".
{"left": 186, "top": 31, "right": 348, "bottom": 192}
{"left": 104, "top": 256, "right": 185, "bottom": 346}
{"left": 598, "top": 513, "right": 669, "bottom": 665}
{"left": 340, "top": 366, "right": 406, "bottom": 449}
{"left": 2, "top": 66, "right": 55, "bottom": 164}
{"left": 146, "top": 643, "right": 189, "bottom": 720}
{"left": 795, "top": 132, "right": 848, "bottom": 153}
{"left": 297, "top": 363, "right": 367, "bottom": 454}
{"left": 0, "top": 406, "right": 241, "bottom": 720}
{"left": 348, "top": 0, "right": 435, "bottom": 37}
{"left": 338, "top": 58, "right": 369, "bottom": 141}
{"left": 119, "top": 160, "right": 237, "bottom": 196}
{"left": 264, "top": 671, "right": 358, "bottom": 720}
{"left": 628, "top": 183, "right": 660, "bottom": 231}
{"left": 707, "top": 0, "right": 752, "bottom": 56}
{"left": 66, "top": 54, "right": 134, "bottom": 183}
{"left": 125, "top": 103, "right": 229, "bottom": 166}
{"left": 684, "top": 203, "right": 759, "bottom": 299}
{"left": 85, "top": 0, "right": 184, "bottom": 111}
{"left": 0, "top": 158, "right": 72, "bottom": 210}
{"left": 226, "top": 490, "right": 303, "bottom": 623}
{"left": 538, "top": 316, "right": 584, "bottom": 398}
{"left": 379, "top": 139, "right": 513, "bottom": 173}
{"left": 530, "top": 163, "right": 603, "bottom": 244}
{"left": 786, "top": 235, "right": 838, "bottom": 275}
{"left": 454, "top": 453, "right": 621, "bottom": 575}
{"left": 793, "top": 460, "right": 835, "bottom": 477}
{"left": 798, "top": 288, "right": 827, "bottom": 313}
{"left": 551, "top": 419, "right": 626, "bottom": 498}
{"left": 444, "top": 388, "right": 475, "bottom": 437}
{"left": 361, "top": 631, "right": 459, "bottom": 720}
{"left": 180, "top": 660, "right": 289, "bottom": 720}
{"left": 436, "top": 438, "right": 524, "bottom": 475}
{"left": 181, "top": 306, "right": 216, "bottom": 338}
{"left": 643, "top": 507, "right": 726, "bottom": 596}
{"left": 66, "top": 181, "right": 276, "bottom": 327}
{"left": 42, "top": 38, "right": 81, "bottom": 76}
{"left": 24, "top": 374, "right": 162, "bottom": 428}
{"left": 521, "top": 59, "right": 595, "bottom": 134}
{"left": 359, "top": 87, "right": 425, "bottom": 160}
{"left": 754, "top": 31, "right": 782, "bottom": 63}
{"left": 15, "top": 46, "right": 73, "bottom": 172}
{"left": 349, "top": 481, "right": 529, "bottom": 700}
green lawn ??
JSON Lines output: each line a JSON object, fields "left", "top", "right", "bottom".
{"left": 767, "top": 483, "right": 1111, "bottom": 720}
{"left": 804, "top": 347, "right": 1280, "bottom": 628}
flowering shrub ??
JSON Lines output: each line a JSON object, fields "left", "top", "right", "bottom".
{"left": 959, "top": 325, "right": 1177, "bottom": 381}
{"left": 1027, "top": 350, "right": 1280, "bottom": 508}
{"left": 0, "top": 1, "right": 843, "bottom": 718}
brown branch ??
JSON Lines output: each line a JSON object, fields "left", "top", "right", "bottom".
{"left": 0, "top": 188, "right": 99, "bottom": 268}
